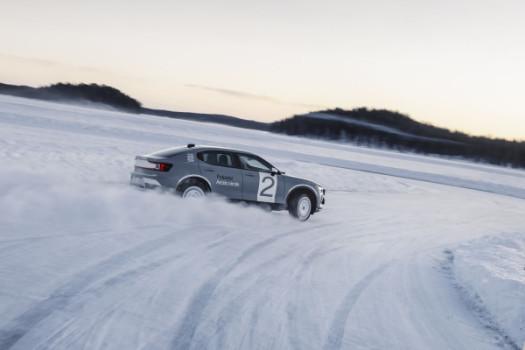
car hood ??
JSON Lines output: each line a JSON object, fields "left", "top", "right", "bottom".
{"left": 281, "top": 174, "right": 320, "bottom": 190}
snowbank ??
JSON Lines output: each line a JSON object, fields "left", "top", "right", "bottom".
{"left": 452, "top": 234, "right": 525, "bottom": 348}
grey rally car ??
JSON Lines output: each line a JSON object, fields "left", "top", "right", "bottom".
{"left": 130, "top": 144, "right": 325, "bottom": 221}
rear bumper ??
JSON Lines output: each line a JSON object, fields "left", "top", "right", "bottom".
{"left": 130, "top": 172, "right": 161, "bottom": 190}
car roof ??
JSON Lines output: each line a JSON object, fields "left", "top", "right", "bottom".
{"left": 191, "top": 145, "right": 260, "bottom": 156}
{"left": 148, "top": 144, "right": 257, "bottom": 158}
{"left": 192, "top": 145, "right": 246, "bottom": 152}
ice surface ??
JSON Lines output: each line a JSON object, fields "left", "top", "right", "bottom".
{"left": 0, "top": 95, "right": 524, "bottom": 349}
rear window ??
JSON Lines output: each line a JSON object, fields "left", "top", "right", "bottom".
{"left": 197, "top": 151, "right": 238, "bottom": 168}
{"left": 148, "top": 147, "right": 185, "bottom": 158}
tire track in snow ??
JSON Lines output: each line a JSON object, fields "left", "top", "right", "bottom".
{"left": 0, "top": 225, "right": 169, "bottom": 260}
{"left": 198, "top": 249, "right": 300, "bottom": 349}
{"left": 191, "top": 237, "right": 331, "bottom": 349}
{"left": 322, "top": 263, "right": 390, "bottom": 350}
{"left": 287, "top": 246, "right": 343, "bottom": 350}
{"left": 169, "top": 223, "right": 339, "bottom": 350}
{"left": 35, "top": 253, "right": 183, "bottom": 350}
{"left": 201, "top": 229, "right": 369, "bottom": 349}
{"left": 207, "top": 244, "right": 341, "bottom": 349}
{"left": 0, "top": 226, "right": 199, "bottom": 350}
{"left": 203, "top": 275, "right": 268, "bottom": 350}
{"left": 0, "top": 224, "right": 168, "bottom": 245}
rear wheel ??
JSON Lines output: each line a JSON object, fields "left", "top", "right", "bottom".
{"left": 288, "top": 193, "right": 312, "bottom": 221}
{"left": 178, "top": 180, "right": 208, "bottom": 199}
{"left": 182, "top": 185, "right": 205, "bottom": 198}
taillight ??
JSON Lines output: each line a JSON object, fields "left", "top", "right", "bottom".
{"left": 135, "top": 158, "right": 172, "bottom": 172}
{"left": 156, "top": 162, "right": 172, "bottom": 172}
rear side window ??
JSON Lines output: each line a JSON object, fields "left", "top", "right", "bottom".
{"left": 197, "top": 151, "right": 238, "bottom": 168}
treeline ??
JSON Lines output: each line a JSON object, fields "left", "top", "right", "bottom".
{"left": 270, "top": 108, "right": 525, "bottom": 168}
{"left": 0, "top": 82, "right": 141, "bottom": 112}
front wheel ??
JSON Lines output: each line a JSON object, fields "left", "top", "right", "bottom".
{"left": 288, "top": 193, "right": 312, "bottom": 221}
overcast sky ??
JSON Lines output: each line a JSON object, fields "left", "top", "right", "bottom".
{"left": 1, "top": 0, "right": 524, "bottom": 139}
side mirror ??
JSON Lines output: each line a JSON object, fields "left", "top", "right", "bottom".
{"left": 271, "top": 168, "right": 285, "bottom": 176}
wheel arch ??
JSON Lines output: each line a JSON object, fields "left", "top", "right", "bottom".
{"left": 286, "top": 185, "right": 318, "bottom": 210}
{"left": 176, "top": 175, "right": 211, "bottom": 193}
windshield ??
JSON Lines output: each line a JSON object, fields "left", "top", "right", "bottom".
{"left": 238, "top": 153, "right": 278, "bottom": 172}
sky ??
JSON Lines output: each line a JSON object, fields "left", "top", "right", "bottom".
{"left": 1, "top": 0, "right": 524, "bottom": 140}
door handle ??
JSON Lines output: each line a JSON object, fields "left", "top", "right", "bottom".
{"left": 203, "top": 168, "right": 215, "bottom": 173}
{"left": 245, "top": 174, "right": 255, "bottom": 177}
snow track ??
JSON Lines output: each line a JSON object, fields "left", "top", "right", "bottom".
{"left": 442, "top": 250, "right": 521, "bottom": 350}
{"left": 0, "top": 225, "right": 190, "bottom": 349}
{"left": 1, "top": 95, "right": 525, "bottom": 350}
{"left": 170, "top": 223, "right": 334, "bottom": 349}
{"left": 322, "top": 263, "right": 389, "bottom": 350}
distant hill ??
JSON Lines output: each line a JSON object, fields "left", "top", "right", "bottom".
{"left": 0, "top": 82, "right": 142, "bottom": 112}
{"left": 1, "top": 82, "right": 523, "bottom": 168}
{"left": 270, "top": 108, "right": 525, "bottom": 168}
{"left": 0, "top": 82, "right": 267, "bottom": 130}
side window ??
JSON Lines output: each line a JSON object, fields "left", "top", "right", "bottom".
{"left": 197, "top": 151, "right": 237, "bottom": 168}
{"left": 239, "top": 154, "right": 272, "bottom": 172}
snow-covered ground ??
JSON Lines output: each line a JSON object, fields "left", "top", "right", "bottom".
{"left": 0, "top": 94, "right": 524, "bottom": 350}
{"left": 449, "top": 234, "right": 525, "bottom": 349}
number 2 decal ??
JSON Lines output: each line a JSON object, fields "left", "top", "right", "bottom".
{"left": 257, "top": 174, "right": 277, "bottom": 203}
{"left": 259, "top": 176, "right": 274, "bottom": 197}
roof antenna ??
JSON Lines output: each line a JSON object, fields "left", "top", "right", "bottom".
{"left": 187, "top": 143, "right": 195, "bottom": 148}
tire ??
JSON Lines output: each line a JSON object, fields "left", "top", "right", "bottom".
{"left": 288, "top": 193, "right": 312, "bottom": 221}
{"left": 179, "top": 180, "right": 208, "bottom": 199}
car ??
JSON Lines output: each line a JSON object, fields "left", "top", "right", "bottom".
{"left": 130, "top": 144, "right": 326, "bottom": 221}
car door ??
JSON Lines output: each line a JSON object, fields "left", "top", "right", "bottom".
{"left": 237, "top": 153, "right": 280, "bottom": 203}
{"left": 197, "top": 151, "right": 243, "bottom": 199}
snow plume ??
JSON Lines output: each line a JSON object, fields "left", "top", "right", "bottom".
{"left": 0, "top": 167, "right": 286, "bottom": 240}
